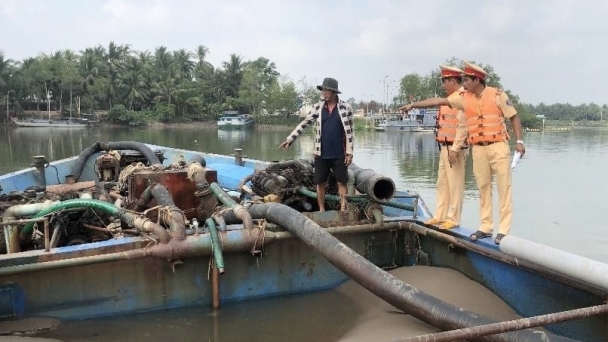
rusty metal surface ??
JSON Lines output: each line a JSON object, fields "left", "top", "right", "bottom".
{"left": 127, "top": 169, "right": 217, "bottom": 220}
{"left": 45, "top": 181, "right": 96, "bottom": 195}
{"left": 301, "top": 210, "right": 361, "bottom": 228}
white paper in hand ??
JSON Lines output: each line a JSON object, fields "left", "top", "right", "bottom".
{"left": 511, "top": 151, "right": 522, "bottom": 169}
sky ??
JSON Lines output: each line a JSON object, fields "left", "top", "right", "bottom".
{"left": 1, "top": 0, "right": 607, "bottom": 105}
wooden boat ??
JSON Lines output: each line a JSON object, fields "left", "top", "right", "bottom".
{"left": 11, "top": 117, "right": 89, "bottom": 128}
{"left": 0, "top": 142, "right": 606, "bottom": 341}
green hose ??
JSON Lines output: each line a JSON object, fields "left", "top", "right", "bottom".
{"left": 209, "top": 182, "right": 253, "bottom": 230}
{"left": 21, "top": 199, "right": 122, "bottom": 239}
{"left": 209, "top": 182, "right": 239, "bottom": 208}
{"left": 206, "top": 217, "right": 225, "bottom": 274}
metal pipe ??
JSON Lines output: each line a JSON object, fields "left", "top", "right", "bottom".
{"left": 400, "top": 222, "right": 608, "bottom": 298}
{"left": 398, "top": 303, "right": 608, "bottom": 342}
{"left": 233, "top": 148, "right": 243, "bottom": 166}
{"left": 0, "top": 228, "right": 273, "bottom": 276}
{"left": 500, "top": 235, "right": 608, "bottom": 294}
{"left": 50, "top": 221, "right": 61, "bottom": 249}
{"left": 211, "top": 259, "right": 220, "bottom": 309}
{"left": 210, "top": 182, "right": 253, "bottom": 231}
{"left": 206, "top": 218, "right": 225, "bottom": 274}
{"left": 43, "top": 219, "right": 50, "bottom": 252}
{"left": 32, "top": 155, "right": 48, "bottom": 188}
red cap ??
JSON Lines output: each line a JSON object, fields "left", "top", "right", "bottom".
{"left": 462, "top": 61, "right": 487, "bottom": 80}
{"left": 439, "top": 65, "right": 463, "bottom": 78}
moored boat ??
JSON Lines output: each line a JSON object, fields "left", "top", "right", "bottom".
{"left": 217, "top": 111, "right": 255, "bottom": 130}
{"left": 11, "top": 117, "right": 89, "bottom": 128}
{"left": 0, "top": 142, "right": 606, "bottom": 341}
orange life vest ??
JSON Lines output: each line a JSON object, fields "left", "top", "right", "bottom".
{"left": 464, "top": 87, "right": 508, "bottom": 144}
{"left": 436, "top": 92, "right": 461, "bottom": 144}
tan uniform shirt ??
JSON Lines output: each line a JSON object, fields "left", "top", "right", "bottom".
{"left": 446, "top": 87, "right": 467, "bottom": 153}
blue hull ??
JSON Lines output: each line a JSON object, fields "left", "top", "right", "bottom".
{"left": 0, "top": 144, "right": 606, "bottom": 341}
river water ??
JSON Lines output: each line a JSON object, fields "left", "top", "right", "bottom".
{"left": 1, "top": 125, "right": 607, "bottom": 341}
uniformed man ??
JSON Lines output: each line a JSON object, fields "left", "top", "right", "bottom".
{"left": 399, "top": 65, "right": 468, "bottom": 230}
{"left": 448, "top": 62, "right": 526, "bottom": 244}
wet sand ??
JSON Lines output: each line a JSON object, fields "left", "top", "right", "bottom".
{"left": 40, "top": 266, "right": 520, "bottom": 342}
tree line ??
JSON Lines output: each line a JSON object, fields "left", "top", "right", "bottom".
{"left": 0, "top": 48, "right": 604, "bottom": 127}
{"left": 0, "top": 42, "right": 306, "bottom": 126}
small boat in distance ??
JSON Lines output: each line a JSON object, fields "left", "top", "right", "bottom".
{"left": 217, "top": 111, "right": 255, "bottom": 130}
{"left": 11, "top": 117, "right": 89, "bottom": 128}
{"left": 373, "top": 108, "right": 437, "bottom": 132}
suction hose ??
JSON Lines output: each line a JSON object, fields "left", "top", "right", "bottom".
{"left": 71, "top": 141, "right": 162, "bottom": 181}
{"left": 348, "top": 163, "right": 395, "bottom": 202}
{"left": 220, "top": 202, "right": 574, "bottom": 342}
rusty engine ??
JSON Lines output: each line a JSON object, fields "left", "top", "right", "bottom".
{"left": 0, "top": 141, "right": 391, "bottom": 254}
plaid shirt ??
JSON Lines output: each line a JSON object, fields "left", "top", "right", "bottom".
{"left": 285, "top": 99, "right": 354, "bottom": 156}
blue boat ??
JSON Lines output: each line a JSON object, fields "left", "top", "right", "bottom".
{"left": 0, "top": 142, "right": 606, "bottom": 341}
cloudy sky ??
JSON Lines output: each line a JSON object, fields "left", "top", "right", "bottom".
{"left": 1, "top": 0, "right": 607, "bottom": 105}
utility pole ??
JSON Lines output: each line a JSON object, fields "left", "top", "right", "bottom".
{"left": 383, "top": 75, "right": 388, "bottom": 113}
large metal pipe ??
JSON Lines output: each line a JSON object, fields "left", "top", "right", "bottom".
{"left": 235, "top": 203, "right": 574, "bottom": 342}
{"left": 71, "top": 141, "right": 162, "bottom": 181}
{"left": 500, "top": 235, "right": 608, "bottom": 294}
{"left": 0, "top": 228, "right": 273, "bottom": 276}
{"left": 399, "top": 303, "right": 608, "bottom": 342}
{"left": 348, "top": 163, "right": 395, "bottom": 201}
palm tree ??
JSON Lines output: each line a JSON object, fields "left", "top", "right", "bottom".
{"left": 105, "top": 41, "right": 130, "bottom": 109}
{"left": 222, "top": 54, "right": 244, "bottom": 98}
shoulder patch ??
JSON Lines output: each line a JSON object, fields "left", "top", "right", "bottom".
{"left": 496, "top": 88, "right": 503, "bottom": 95}
{"left": 506, "top": 99, "right": 513, "bottom": 106}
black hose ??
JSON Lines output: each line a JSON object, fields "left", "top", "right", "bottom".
{"left": 150, "top": 184, "right": 186, "bottom": 240}
{"left": 267, "top": 159, "right": 312, "bottom": 173}
{"left": 188, "top": 155, "right": 207, "bottom": 167}
{"left": 348, "top": 163, "right": 396, "bottom": 202}
{"left": 71, "top": 141, "right": 162, "bottom": 181}
{"left": 221, "top": 202, "right": 575, "bottom": 342}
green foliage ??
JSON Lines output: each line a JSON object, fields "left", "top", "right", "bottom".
{"left": 107, "top": 104, "right": 149, "bottom": 126}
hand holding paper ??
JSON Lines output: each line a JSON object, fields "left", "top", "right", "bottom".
{"left": 511, "top": 151, "right": 522, "bottom": 169}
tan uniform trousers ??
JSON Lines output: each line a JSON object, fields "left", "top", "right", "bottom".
{"left": 433, "top": 145, "right": 467, "bottom": 225}
{"left": 471, "top": 141, "right": 513, "bottom": 235}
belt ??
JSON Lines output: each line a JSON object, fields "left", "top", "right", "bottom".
{"left": 474, "top": 141, "right": 498, "bottom": 146}
{"left": 438, "top": 142, "right": 453, "bottom": 146}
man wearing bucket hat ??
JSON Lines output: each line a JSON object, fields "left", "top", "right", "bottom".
{"left": 398, "top": 65, "right": 468, "bottom": 230}
{"left": 280, "top": 77, "right": 354, "bottom": 212}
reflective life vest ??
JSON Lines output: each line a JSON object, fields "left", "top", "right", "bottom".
{"left": 464, "top": 87, "right": 508, "bottom": 144}
{"left": 435, "top": 89, "right": 463, "bottom": 144}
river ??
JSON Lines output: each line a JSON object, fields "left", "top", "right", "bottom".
{"left": 1, "top": 125, "right": 607, "bottom": 341}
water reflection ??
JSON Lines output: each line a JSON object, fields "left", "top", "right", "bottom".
{"left": 217, "top": 129, "right": 250, "bottom": 144}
